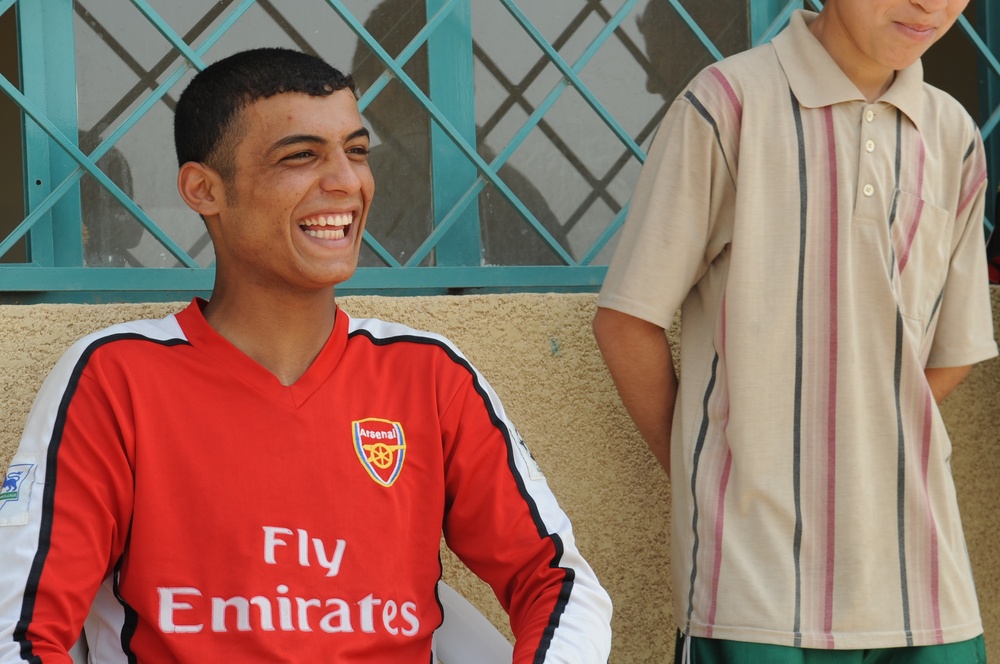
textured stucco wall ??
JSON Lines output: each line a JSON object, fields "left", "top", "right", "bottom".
{"left": 1, "top": 291, "right": 997, "bottom": 661}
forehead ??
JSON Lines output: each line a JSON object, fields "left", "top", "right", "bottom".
{"left": 237, "top": 90, "right": 364, "bottom": 148}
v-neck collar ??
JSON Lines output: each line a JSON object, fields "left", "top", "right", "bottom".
{"left": 175, "top": 298, "right": 349, "bottom": 408}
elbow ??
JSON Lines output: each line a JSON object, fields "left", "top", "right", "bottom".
{"left": 592, "top": 306, "right": 632, "bottom": 353}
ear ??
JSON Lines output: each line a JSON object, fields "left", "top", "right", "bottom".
{"left": 177, "top": 162, "right": 226, "bottom": 217}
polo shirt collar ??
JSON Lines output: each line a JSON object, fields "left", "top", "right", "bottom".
{"left": 772, "top": 10, "right": 925, "bottom": 130}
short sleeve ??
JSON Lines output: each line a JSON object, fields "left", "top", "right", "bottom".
{"left": 597, "top": 87, "right": 736, "bottom": 330}
{"left": 926, "top": 131, "right": 998, "bottom": 367}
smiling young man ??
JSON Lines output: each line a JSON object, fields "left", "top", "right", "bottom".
{"left": 0, "top": 48, "right": 612, "bottom": 663}
{"left": 594, "top": 0, "right": 996, "bottom": 662}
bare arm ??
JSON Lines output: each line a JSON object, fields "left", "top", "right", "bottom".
{"left": 925, "top": 365, "right": 973, "bottom": 404}
{"left": 592, "top": 307, "right": 677, "bottom": 476}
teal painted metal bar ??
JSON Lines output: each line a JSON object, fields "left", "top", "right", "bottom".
{"left": 750, "top": 0, "right": 792, "bottom": 46}
{"left": 0, "top": 76, "right": 199, "bottom": 267}
{"left": 129, "top": 0, "right": 207, "bottom": 71}
{"left": 0, "top": 0, "right": 256, "bottom": 268}
{"left": 0, "top": 267, "right": 214, "bottom": 290}
{"left": 750, "top": 0, "right": 799, "bottom": 46}
{"left": 500, "top": 0, "right": 644, "bottom": 162}
{"left": 410, "top": 0, "right": 642, "bottom": 268}
{"left": 0, "top": 265, "right": 607, "bottom": 292}
{"left": 355, "top": 1, "right": 456, "bottom": 111}
{"left": 983, "top": 104, "right": 1000, "bottom": 144}
{"left": 959, "top": 15, "right": 1000, "bottom": 80}
{"left": 353, "top": 2, "right": 459, "bottom": 268}
{"left": 5, "top": 0, "right": 999, "bottom": 301}
{"left": 976, "top": 0, "right": 999, "bottom": 234}
{"left": 664, "top": 0, "right": 724, "bottom": 60}
{"left": 426, "top": 0, "right": 481, "bottom": 266}
{"left": 958, "top": 12, "right": 1000, "bottom": 144}
{"left": 331, "top": 0, "right": 575, "bottom": 267}
{"left": 582, "top": 205, "right": 629, "bottom": 266}
{"left": 84, "top": 0, "right": 254, "bottom": 167}
{"left": 17, "top": 0, "right": 82, "bottom": 267}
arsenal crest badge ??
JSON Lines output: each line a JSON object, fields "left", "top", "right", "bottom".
{"left": 353, "top": 418, "right": 406, "bottom": 487}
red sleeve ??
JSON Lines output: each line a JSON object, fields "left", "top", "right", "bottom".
{"left": 438, "top": 365, "right": 612, "bottom": 663}
{"left": 0, "top": 344, "right": 135, "bottom": 663}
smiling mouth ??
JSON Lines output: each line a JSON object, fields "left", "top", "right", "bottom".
{"left": 300, "top": 213, "right": 352, "bottom": 240}
{"left": 897, "top": 21, "right": 936, "bottom": 38}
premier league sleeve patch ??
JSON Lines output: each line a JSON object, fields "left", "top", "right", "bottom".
{"left": 513, "top": 430, "right": 545, "bottom": 481}
{"left": 0, "top": 456, "right": 38, "bottom": 526}
{"left": 353, "top": 418, "right": 406, "bottom": 487}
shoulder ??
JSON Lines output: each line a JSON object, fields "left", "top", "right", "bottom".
{"left": 682, "top": 43, "right": 781, "bottom": 107}
{"left": 64, "top": 312, "right": 183, "bottom": 354}
{"left": 918, "top": 83, "right": 986, "bottom": 196}
{"left": 27, "top": 313, "right": 187, "bottom": 412}
{"left": 347, "top": 315, "right": 452, "bottom": 346}
{"left": 670, "top": 43, "right": 782, "bottom": 138}
{"left": 920, "top": 82, "right": 981, "bottom": 146}
{"left": 54, "top": 314, "right": 188, "bottom": 373}
{"left": 345, "top": 314, "right": 471, "bottom": 365}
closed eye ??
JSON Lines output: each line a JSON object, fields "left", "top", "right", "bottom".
{"left": 282, "top": 151, "right": 316, "bottom": 161}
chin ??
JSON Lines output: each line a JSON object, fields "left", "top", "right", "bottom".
{"left": 327, "top": 262, "right": 360, "bottom": 286}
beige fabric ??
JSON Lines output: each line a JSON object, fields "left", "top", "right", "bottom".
{"left": 598, "top": 11, "right": 997, "bottom": 650}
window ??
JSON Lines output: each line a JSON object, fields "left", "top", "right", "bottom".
{"left": 0, "top": 0, "right": 996, "bottom": 303}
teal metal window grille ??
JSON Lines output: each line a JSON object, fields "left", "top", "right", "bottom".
{"left": 0, "top": 0, "right": 997, "bottom": 303}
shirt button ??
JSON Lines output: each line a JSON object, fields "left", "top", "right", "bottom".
{"left": 865, "top": 109, "right": 875, "bottom": 122}
{"left": 863, "top": 184, "right": 875, "bottom": 197}
{"left": 865, "top": 139, "right": 875, "bottom": 153}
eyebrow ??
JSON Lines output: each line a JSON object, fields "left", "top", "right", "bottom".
{"left": 264, "top": 127, "right": 370, "bottom": 157}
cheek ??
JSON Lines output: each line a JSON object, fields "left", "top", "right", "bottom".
{"left": 360, "top": 170, "right": 375, "bottom": 202}
{"left": 947, "top": 0, "right": 971, "bottom": 16}
{"left": 239, "top": 179, "right": 302, "bottom": 216}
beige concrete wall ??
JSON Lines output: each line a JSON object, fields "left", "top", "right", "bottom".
{"left": 1, "top": 290, "right": 997, "bottom": 661}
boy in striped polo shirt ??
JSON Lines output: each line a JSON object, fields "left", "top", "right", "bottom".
{"left": 595, "top": 0, "right": 996, "bottom": 661}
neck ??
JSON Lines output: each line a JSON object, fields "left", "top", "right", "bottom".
{"left": 808, "top": 12, "right": 896, "bottom": 103}
{"left": 203, "top": 283, "right": 338, "bottom": 386}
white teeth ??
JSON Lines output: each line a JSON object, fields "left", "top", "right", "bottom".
{"left": 303, "top": 227, "right": 346, "bottom": 240}
{"left": 300, "top": 213, "right": 352, "bottom": 241}
{"left": 304, "top": 213, "right": 352, "bottom": 228}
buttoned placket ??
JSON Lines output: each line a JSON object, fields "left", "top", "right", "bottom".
{"left": 855, "top": 103, "right": 890, "bottom": 219}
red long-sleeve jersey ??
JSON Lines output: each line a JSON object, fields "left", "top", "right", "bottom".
{"left": 0, "top": 300, "right": 612, "bottom": 663}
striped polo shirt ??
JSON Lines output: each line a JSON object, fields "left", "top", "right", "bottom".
{"left": 598, "top": 10, "right": 997, "bottom": 650}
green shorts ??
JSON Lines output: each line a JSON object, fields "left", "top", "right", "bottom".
{"left": 673, "top": 631, "right": 987, "bottom": 664}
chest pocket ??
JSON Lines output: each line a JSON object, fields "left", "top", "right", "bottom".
{"left": 889, "top": 188, "right": 952, "bottom": 326}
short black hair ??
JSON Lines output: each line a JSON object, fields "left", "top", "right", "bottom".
{"left": 174, "top": 48, "right": 356, "bottom": 179}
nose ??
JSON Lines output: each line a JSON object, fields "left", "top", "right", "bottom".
{"left": 318, "top": 150, "right": 364, "bottom": 194}
{"left": 911, "top": 0, "right": 949, "bottom": 12}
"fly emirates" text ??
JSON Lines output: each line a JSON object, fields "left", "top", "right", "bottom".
{"left": 157, "top": 525, "right": 420, "bottom": 636}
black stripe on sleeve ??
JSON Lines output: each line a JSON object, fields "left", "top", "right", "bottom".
{"left": 14, "top": 333, "right": 188, "bottom": 661}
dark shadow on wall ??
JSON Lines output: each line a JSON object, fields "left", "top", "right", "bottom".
{"left": 636, "top": 0, "right": 748, "bottom": 105}
{"left": 79, "top": 129, "right": 144, "bottom": 267}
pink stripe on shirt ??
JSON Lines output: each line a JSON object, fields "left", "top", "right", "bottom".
{"left": 822, "top": 106, "right": 839, "bottom": 647}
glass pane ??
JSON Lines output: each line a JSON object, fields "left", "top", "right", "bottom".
{"left": 351, "top": 1, "right": 436, "bottom": 267}
{"left": 66, "top": 0, "right": 752, "bottom": 271}
{"left": 78, "top": 139, "right": 145, "bottom": 267}
{"left": 72, "top": 0, "right": 371, "bottom": 269}
{"left": 472, "top": 0, "right": 748, "bottom": 265}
